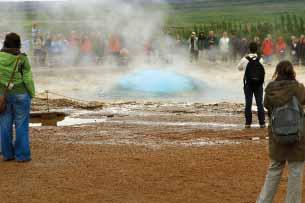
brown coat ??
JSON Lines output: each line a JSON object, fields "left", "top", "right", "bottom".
{"left": 264, "top": 80, "right": 305, "bottom": 161}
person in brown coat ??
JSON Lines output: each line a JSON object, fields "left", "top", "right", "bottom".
{"left": 257, "top": 61, "right": 305, "bottom": 203}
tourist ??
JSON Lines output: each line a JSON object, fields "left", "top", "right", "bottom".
{"left": 239, "top": 38, "right": 249, "bottom": 57}
{"left": 108, "top": 34, "right": 121, "bottom": 64}
{"left": 80, "top": 34, "right": 93, "bottom": 65}
{"left": 92, "top": 32, "right": 105, "bottom": 64}
{"left": 45, "top": 34, "right": 53, "bottom": 66}
{"left": 31, "top": 23, "right": 40, "bottom": 43}
{"left": 237, "top": 42, "right": 265, "bottom": 128}
{"left": 21, "top": 39, "right": 31, "bottom": 55}
{"left": 219, "top": 32, "right": 230, "bottom": 62}
{"left": 197, "top": 32, "right": 206, "bottom": 59}
{"left": 175, "top": 34, "right": 182, "bottom": 48}
{"left": 48, "top": 34, "right": 62, "bottom": 66}
{"left": 254, "top": 36, "right": 262, "bottom": 56}
{"left": 275, "top": 36, "right": 287, "bottom": 61}
{"left": 0, "top": 33, "right": 35, "bottom": 162}
{"left": 57, "top": 34, "right": 69, "bottom": 66}
{"left": 299, "top": 35, "right": 305, "bottom": 66}
{"left": 188, "top": 32, "right": 199, "bottom": 63}
{"left": 206, "top": 31, "right": 218, "bottom": 62}
{"left": 297, "top": 35, "right": 304, "bottom": 66}
{"left": 32, "top": 33, "right": 45, "bottom": 66}
{"left": 229, "top": 32, "right": 240, "bottom": 62}
{"left": 262, "top": 34, "right": 274, "bottom": 65}
{"left": 290, "top": 36, "right": 299, "bottom": 65}
{"left": 67, "top": 31, "right": 80, "bottom": 65}
{"left": 257, "top": 61, "right": 305, "bottom": 203}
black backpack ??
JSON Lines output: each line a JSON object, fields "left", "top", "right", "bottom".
{"left": 244, "top": 56, "right": 265, "bottom": 86}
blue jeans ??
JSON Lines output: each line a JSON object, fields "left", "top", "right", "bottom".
{"left": 264, "top": 55, "right": 273, "bottom": 64}
{"left": 0, "top": 93, "right": 31, "bottom": 161}
{"left": 257, "top": 160, "right": 304, "bottom": 203}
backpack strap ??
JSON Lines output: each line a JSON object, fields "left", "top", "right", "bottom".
{"left": 245, "top": 56, "right": 252, "bottom": 61}
{"left": 246, "top": 56, "right": 260, "bottom": 61}
{"left": 3, "top": 55, "right": 21, "bottom": 96}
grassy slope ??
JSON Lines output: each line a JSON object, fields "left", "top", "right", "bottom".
{"left": 0, "top": 1, "right": 304, "bottom": 32}
{"left": 164, "top": 0, "right": 305, "bottom": 26}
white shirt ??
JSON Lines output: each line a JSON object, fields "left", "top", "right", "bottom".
{"left": 219, "top": 37, "right": 230, "bottom": 52}
{"left": 237, "top": 53, "right": 264, "bottom": 72}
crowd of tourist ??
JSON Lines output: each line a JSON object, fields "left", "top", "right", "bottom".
{"left": 0, "top": 24, "right": 130, "bottom": 67}
{"left": 0, "top": 23, "right": 304, "bottom": 67}
{"left": 30, "top": 23, "right": 119, "bottom": 66}
{"left": 187, "top": 31, "right": 305, "bottom": 66}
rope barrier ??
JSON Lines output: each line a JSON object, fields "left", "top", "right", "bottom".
{"left": 36, "top": 90, "right": 93, "bottom": 103}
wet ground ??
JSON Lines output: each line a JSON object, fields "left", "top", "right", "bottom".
{"left": 1, "top": 98, "right": 304, "bottom": 203}
{"left": 31, "top": 62, "right": 248, "bottom": 103}
{"left": 1, "top": 63, "right": 305, "bottom": 202}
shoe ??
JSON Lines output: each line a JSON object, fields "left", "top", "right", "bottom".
{"left": 3, "top": 157, "right": 15, "bottom": 161}
{"left": 245, "top": 125, "right": 251, "bottom": 129}
{"left": 260, "top": 124, "right": 266, "bottom": 128}
{"left": 16, "top": 159, "right": 31, "bottom": 163}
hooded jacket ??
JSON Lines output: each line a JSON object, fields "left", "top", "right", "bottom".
{"left": 0, "top": 51, "right": 35, "bottom": 98}
{"left": 264, "top": 80, "right": 305, "bottom": 161}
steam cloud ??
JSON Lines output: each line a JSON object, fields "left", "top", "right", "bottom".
{"left": 0, "top": 0, "right": 250, "bottom": 103}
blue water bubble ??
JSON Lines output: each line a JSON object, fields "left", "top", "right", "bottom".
{"left": 117, "top": 69, "right": 203, "bottom": 95}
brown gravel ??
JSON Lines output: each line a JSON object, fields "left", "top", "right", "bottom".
{"left": 0, "top": 101, "right": 303, "bottom": 203}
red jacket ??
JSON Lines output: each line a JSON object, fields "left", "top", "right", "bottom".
{"left": 108, "top": 36, "right": 121, "bottom": 53}
{"left": 80, "top": 39, "right": 92, "bottom": 54}
{"left": 262, "top": 39, "right": 274, "bottom": 56}
{"left": 275, "top": 40, "right": 286, "bottom": 54}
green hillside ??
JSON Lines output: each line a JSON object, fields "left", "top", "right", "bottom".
{"left": 165, "top": 0, "right": 305, "bottom": 26}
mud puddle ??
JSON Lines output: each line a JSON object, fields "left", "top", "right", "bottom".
{"left": 30, "top": 117, "right": 107, "bottom": 127}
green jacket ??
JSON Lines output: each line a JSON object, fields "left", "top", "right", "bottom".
{"left": 264, "top": 80, "right": 305, "bottom": 161}
{"left": 0, "top": 52, "right": 35, "bottom": 98}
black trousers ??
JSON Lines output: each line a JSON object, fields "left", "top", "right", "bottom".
{"left": 244, "top": 84, "right": 265, "bottom": 125}
{"left": 190, "top": 50, "right": 199, "bottom": 62}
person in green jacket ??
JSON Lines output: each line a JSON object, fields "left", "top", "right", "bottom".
{"left": 0, "top": 32, "right": 35, "bottom": 162}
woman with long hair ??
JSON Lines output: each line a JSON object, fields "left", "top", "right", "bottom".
{"left": 0, "top": 33, "right": 35, "bottom": 162}
{"left": 257, "top": 61, "right": 305, "bottom": 203}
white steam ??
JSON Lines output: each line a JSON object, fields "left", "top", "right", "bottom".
{"left": 1, "top": 0, "right": 253, "bottom": 103}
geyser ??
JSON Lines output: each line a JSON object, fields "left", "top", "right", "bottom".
{"left": 117, "top": 69, "right": 202, "bottom": 94}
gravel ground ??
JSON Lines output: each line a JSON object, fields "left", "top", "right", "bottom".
{"left": 0, "top": 99, "right": 302, "bottom": 203}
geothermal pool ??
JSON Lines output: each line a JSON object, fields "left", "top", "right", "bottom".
{"left": 33, "top": 63, "right": 245, "bottom": 103}
{"left": 117, "top": 69, "right": 203, "bottom": 94}
{"left": 33, "top": 63, "right": 305, "bottom": 103}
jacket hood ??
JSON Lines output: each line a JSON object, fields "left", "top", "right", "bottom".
{"left": 265, "top": 80, "right": 300, "bottom": 106}
{"left": 0, "top": 51, "right": 19, "bottom": 67}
